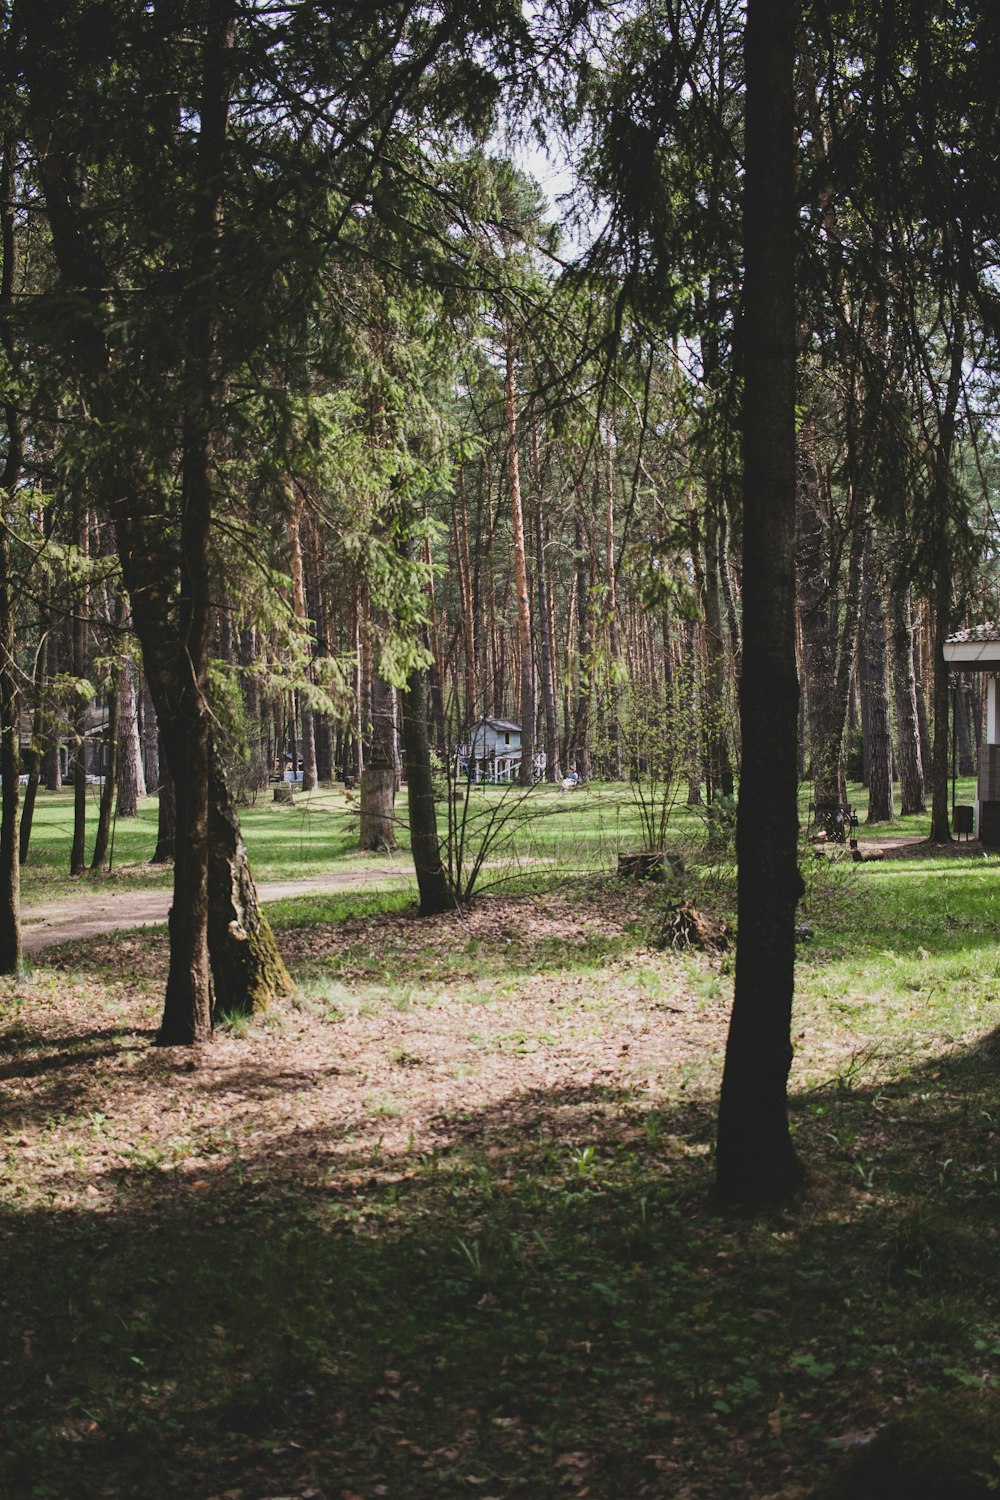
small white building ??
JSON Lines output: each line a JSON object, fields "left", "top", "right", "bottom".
{"left": 456, "top": 718, "right": 545, "bottom": 784}
{"left": 942, "top": 625, "right": 1000, "bottom": 843}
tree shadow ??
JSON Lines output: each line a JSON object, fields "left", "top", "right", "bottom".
{"left": 5, "top": 1028, "right": 999, "bottom": 1499}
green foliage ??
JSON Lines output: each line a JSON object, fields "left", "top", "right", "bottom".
{"left": 619, "top": 682, "right": 686, "bottom": 851}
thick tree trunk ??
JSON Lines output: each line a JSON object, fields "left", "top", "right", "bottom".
{"left": 717, "top": 0, "right": 803, "bottom": 1208}
{"left": 890, "top": 579, "right": 925, "bottom": 815}
{"left": 155, "top": 0, "right": 235, "bottom": 1045}
{"left": 401, "top": 666, "right": 454, "bottom": 915}
{"left": 360, "top": 672, "right": 398, "bottom": 850}
{"left": 208, "top": 742, "right": 292, "bottom": 1017}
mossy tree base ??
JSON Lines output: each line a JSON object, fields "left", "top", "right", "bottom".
{"left": 208, "top": 747, "right": 292, "bottom": 1019}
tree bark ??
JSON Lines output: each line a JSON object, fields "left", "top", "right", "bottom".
{"left": 208, "top": 742, "right": 292, "bottom": 1017}
{"left": 534, "top": 481, "right": 562, "bottom": 782}
{"left": 860, "top": 532, "right": 894, "bottom": 823}
{"left": 155, "top": 0, "right": 236, "bottom": 1044}
{"left": 153, "top": 747, "right": 176, "bottom": 863}
{"left": 929, "top": 567, "right": 953, "bottom": 842}
{"left": 90, "top": 675, "right": 120, "bottom": 870}
{"left": 567, "top": 508, "right": 593, "bottom": 781}
{"left": 70, "top": 510, "right": 90, "bottom": 878}
{"left": 360, "top": 671, "right": 398, "bottom": 850}
{"left": 890, "top": 578, "right": 925, "bottom": 814}
{"left": 116, "top": 657, "right": 146, "bottom": 818}
{"left": 505, "top": 335, "right": 535, "bottom": 784}
{"left": 717, "top": 0, "right": 803, "bottom": 1208}
{"left": 0, "top": 132, "right": 22, "bottom": 971}
{"left": 401, "top": 666, "right": 454, "bottom": 915}
{"left": 288, "top": 492, "right": 318, "bottom": 791}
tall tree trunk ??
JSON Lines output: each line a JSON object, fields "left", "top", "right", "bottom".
{"left": 717, "top": 0, "right": 803, "bottom": 1207}
{"left": 141, "top": 680, "right": 160, "bottom": 794}
{"left": 929, "top": 568, "right": 953, "bottom": 842}
{"left": 70, "top": 510, "right": 90, "bottom": 877}
{"left": 505, "top": 335, "right": 535, "bottom": 784}
{"left": 454, "top": 466, "right": 478, "bottom": 727}
{"left": 860, "top": 531, "right": 894, "bottom": 822}
{"left": 401, "top": 666, "right": 454, "bottom": 915}
{"left": 701, "top": 483, "right": 734, "bottom": 798}
{"left": 797, "top": 436, "right": 840, "bottom": 803}
{"left": 0, "top": 132, "right": 22, "bottom": 971}
{"left": 0, "top": 506, "right": 19, "bottom": 973}
{"left": 912, "top": 607, "right": 933, "bottom": 779}
{"left": 890, "top": 579, "right": 925, "bottom": 814}
{"left": 604, "top": 433, "right": 624, "bottom": 781}
{"left": 567, "top": 509, "right": 593, "bottom": 780}
{"left": 304, "top": 516, "right": 334, "bottom": 781}
{"left": 116, "top": 657, "right": 146, "bottom": 817}
{"left": 90, "top": 676, "right": 120, "bottom": 869}
{"left": 156, "top": 0, "right": 235, "bottom": 1045}
{"left": 534, "top": 486, "right": 562, "bottom": 782}
{"left": 288, "top": 491, "right": 318, "bottom": 791}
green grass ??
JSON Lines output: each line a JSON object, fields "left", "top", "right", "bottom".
{"left": 17, "top": 771, "right": 973, "bottom": 911}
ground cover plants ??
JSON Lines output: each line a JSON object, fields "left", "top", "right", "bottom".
{"left": 3, "top": 819, "right": 1000, "bottom": 1500}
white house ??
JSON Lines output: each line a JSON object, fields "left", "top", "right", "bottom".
{"left": 942, "top": 624, "right": 1000, "bottom": 843}
{"left": 456, "top": 718, "right": 545, "bottom": 783}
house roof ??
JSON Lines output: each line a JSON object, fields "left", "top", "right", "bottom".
{"left": 944, "top": 624, "right": 1000, "bottom": 671}
{"left": 947, "top": 624, "right": 1000, "bottom": 644}
{"left": 475, "top": 718, "right": 522, "bottom": 733}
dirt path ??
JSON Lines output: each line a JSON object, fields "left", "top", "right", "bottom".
{"left": 21, "top": 862, "right": 413, "bottom": 955}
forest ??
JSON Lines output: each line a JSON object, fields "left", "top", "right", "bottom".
{"left": 3, "top": 1, "right": 1000, "bottom": 1496}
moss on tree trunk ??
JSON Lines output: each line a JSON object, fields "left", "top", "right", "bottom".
{"left": 207, "top": 744, "right": 292, "bottom": 1018}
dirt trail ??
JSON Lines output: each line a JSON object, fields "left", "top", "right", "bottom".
{"left": 21, "top": 863, "right": 412, "bottom": 955}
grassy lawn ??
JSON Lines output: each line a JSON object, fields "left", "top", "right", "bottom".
{"left": 17, "top": 774, "right": 975, "bottom": 910}
{"left": 2, "top": 838, "right": 1000, "bottom": 1498}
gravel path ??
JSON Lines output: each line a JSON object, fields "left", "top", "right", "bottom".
{"left": 20, "top": 863, "right": 413, "bottom": 954}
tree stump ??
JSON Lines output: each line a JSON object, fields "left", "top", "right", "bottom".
{"left": 617, "top": 851, "right": 685, "bottom": 881}
{"left": 273, "top": 784, "right": 293, "bottom": 804}
{"left": 659, "top": 900, "right": 729, "bottom": 954}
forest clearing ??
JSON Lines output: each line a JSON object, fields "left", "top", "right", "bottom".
{"left": 4, "top": 1, "right": 1000, "bottom": 1495}
{"left": 4, "top": 786, "right": 1000, "bottom": 1498}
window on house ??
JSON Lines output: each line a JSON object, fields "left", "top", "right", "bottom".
{"left": 504, "top": 732, "right": 511, "bottom": 746}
